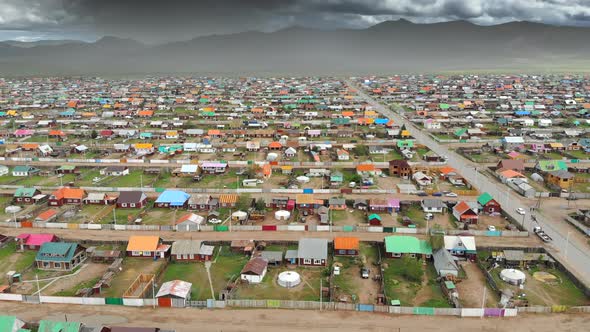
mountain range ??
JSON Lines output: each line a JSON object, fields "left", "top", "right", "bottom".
{"left": 1, "top": 19, "right": 589, "bottom": 76}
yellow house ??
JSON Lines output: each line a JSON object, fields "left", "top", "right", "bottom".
{"left": 546, "top": 170, "right": 574, "bottom": 189}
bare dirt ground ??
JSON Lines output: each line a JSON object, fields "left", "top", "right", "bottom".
{"left": 472, "top": 215, "right": 511, "bottom": 231}
{"left": 1, "top": 302, "right": 588, "bottom": 332}
{"left": 42, "top": 263, "right": 109, "bottom": 295}
{"left": 456, "top": 262, "right": 497, "bottom": 308}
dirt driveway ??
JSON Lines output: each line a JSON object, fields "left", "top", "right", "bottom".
{"left": 42, "top": 263, "right": 109, "bottom": 295}
{"left": 456, "top": 261, "right": 497, "bottom": 307}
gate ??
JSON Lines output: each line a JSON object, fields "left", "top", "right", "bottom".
{"left": 105, "top": 297, "right": 124, "bottom": 305}
{"left": 23, "top": 295, "right": 40, "bottom": 304}
{"left": 21, "top": 221, "right": 33, "bottom": 228}
{"left": 262, "top": 225, "right": 276, "bottom": 231}
{"left": 357, "top": 304, "right": 374, "bottom": 312}
{"left": 158, "top": 297, "right": 172, "bottom": 307}
{"left": 189, "top": 300, "right": 207, "bottom": 308}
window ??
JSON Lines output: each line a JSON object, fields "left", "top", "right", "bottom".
{"left": 338, "top": 249, "right": 346, "bottom": 255}
{"left": 54, "top": 263, "right": 61, "bottom": 268}
{"left": 43, "top": 262, "right": 49, "bottom": 267}
{"left": 132, "top": 251, "right": 140, "bottom": 256}
{"left": 303, "top": 258, "right": 311, "bottom": 264}
{"left": 189, "top": 254, "right": 194, "bottom": 260}
{"left": 121, "top": 203, "right": 127, "bottom": 208}
{"left": 130, "top": 203, "right": 136, "bottom": 207}
{"left": 313, "top": 259, "right": 321, "bottom": 265}
{"left": 143, "top": 251, "right": 151, "bottom": 256}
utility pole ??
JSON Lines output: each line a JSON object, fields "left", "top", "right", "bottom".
{"left": 480, "top": 286, "right": 487, "bottom": 318}
{"left": 113, "top": 206, "right": 117, "bottom": 225}
{"left": 152, "top": 278, "right": 156, "bottom": 308}
{"left": 36, "top": 274, "right": 41, "bottom": 303}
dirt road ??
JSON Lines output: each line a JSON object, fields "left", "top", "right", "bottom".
{"left": 0, "top": 227, "right": 542, "bottom": 248}
{"left": 0, "top": 301, "right": 587, "bottom": 332}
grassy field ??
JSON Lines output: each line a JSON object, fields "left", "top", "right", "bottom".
{"left": 235, "top": 267, "right": 324, "bottom": 301}
{"left": 98, "top": 207, "right": 144, "bottom": 224}
{"left": 0, "top": 242, "right": 36, "bottom": 276}
{"left": 567, "top": 150, "right": 589, "bottom": 159}
{"left": 400, "top": 205, "right": 425, "bottom": 227}
{"left": 209, "top": 247, "right": 248, "bottom": 296}
{"left": 53, "top": 277, "right": 101, "bottom": 297}
{"left": 159, "top": 262, "right": 212, "bottom": 300}
{"left": 101, "top": 258, "right": 166, "bottom": 298}
{"left": 100, "top": 170, "right": 158, "bottom": 188}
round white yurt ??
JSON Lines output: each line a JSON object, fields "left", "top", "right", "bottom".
{"left": 500, "top": 269, "right": 526, "bottom": 285}
{"left": 5, "top": 206, "right": 22, "bottom": 214}
{"left": 266, "top": 153, "right": 278, "bottom": 161}
{"left": 274, "top": 210, "right": 291, "bottom": 221}
{"left": 277, "top": 271, "right": 301, "bottom": 288}
{"left": 231, "top": 211, "right": 248, "bottom": 222}
{"left": 296, "top": 176, "right": 310, "bottom": 184}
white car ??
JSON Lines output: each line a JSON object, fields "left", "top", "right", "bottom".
{"left": 445, "top": 192, "right": 458, "bottom": 197}
{"left": 515, "top": 208, "right": 526, "bottom": 215}
{"left": 487, "top": 225, "right": 496, "bottom": 231}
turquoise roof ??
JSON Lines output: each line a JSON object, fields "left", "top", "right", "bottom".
{"left": 14, "top": 187, "right": 38, "bottom": 197}
{"left": 384, "top": 236, "right": 432, "bottom": 255}
{"left": 36, "top": 242, "right": 79, "bottom": 263}
{"left": 38, "top": 320, "right": 81, "bottom": 332}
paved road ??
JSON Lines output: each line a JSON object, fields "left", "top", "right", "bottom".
{"left": 1, "top": 302, "right": 586, "bottom": 332}
{"left": 347, "top": 80, "right": 590, "bottom": 286}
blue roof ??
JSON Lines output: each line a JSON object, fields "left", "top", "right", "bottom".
{"left": 155, "top": 190, "right": 190, "bottom": 206}
{"left": 514, "top": 110, "right": 530, "bottom": 116}
{"left": 374, "top": 118, "right": 389, "bottom": 124}
{"left": 59, "top": 110, "right": 75, "bottom": 116}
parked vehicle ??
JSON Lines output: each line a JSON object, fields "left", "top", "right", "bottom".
{"left": 432, "top": 192, "right": 442, "bottom": 197}
{"left": 487, "top": 225, "right": 496, "bottom": 232}
{"left": 533, "top": 226, "right": 552, "bottom": 242}
{"left": 361, "top": 267, "right": 370, "bottom": 279}
{"left": 515, "top": 208, "right": 526, "bottom": 215}
{"left": 445, "top": 192, "right": 458, "bottom": 197}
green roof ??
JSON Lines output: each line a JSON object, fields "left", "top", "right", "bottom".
{"left": 0, "top": 316, "right": 22, "bottom": 331}
{"left": 536, "top": 160, "right": 567, "bottom": 172}
{"left": 14, "top": 187, "right": 37, "bottom": 197}
{"left": 36, "top": 242, "right": 79, "bottom": 262}
{"left": 57, "top": 165, "right": 76, "bottom": 171}
{"left": 396, "top": 140, "right": 414, "bottom": 148}
{"left": 444, "top": 281, "right": 456, "bottom": 289}
{"left": 454, "top": 128, "right": 467, "bottom": 137}
{"left": 38, "top": 320, "right": 81, "bottom": 332}
{"left": 439, "top": 103, "right": 450, "bottom": 109}
{"left": 368, "top": 214, "right": 381, "bottom": 221}
{"left": 13, "top": 165, "right": 37, "bottom": 172}
{"left": 384, "top": 236, "right": 432, "bottom": 255}
{"left": 477, "top": 192, "right": 494, "bottom": 206}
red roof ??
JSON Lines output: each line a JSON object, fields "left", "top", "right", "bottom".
{"left": 16, "top": 233, "right": 57, "bottom": 246}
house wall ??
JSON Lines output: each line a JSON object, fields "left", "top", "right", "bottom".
{"left": 172, "top": 253, "right": 199, "bottom": 262}
{"left": 240, "top": 270, "right": 267, "bottom": 284}
{"left": 422, "top": 206, "right": 443, "bottom": 213}
{"left": 298, "top": 258, "right": 326, "bottom": 266}
{"left": 117, "top": 199, "right": 146, "bottom": 209}
{"left": 48, "top": 198, "right": 63, "bottom": 206}
{"left": 334, "top": 249, "right": 359, "bottom": 256}
{"left": 127, "top": 250, "right": 155, "bottom": 258}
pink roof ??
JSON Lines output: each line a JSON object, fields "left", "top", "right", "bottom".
{"left": 14, "top": 129, "right": 33, "bottom": 135}
{"left": 16, "top": 233, "right": 56, "bottom": 246}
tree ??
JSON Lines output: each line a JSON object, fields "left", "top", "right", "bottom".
{"left": 236, "top": 193, "right": 253, "bottom": 211}
{"left": 428, "top": 225, "right": 444, "bottom": 250}
{"left": 254, "top": 198, "right": 266, "bottom": 211}
{"left": 90, "top": 129, "right": 98, "bottom": 139}
{"left": 401, "top": 255, "right": 423, "bottom": 283}
{"left": 352, "top": 144, "right": 368, "bottom": 157}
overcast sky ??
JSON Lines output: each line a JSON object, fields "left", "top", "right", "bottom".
{"left": 1, "top": 0, "right": 590, "bottom": 43}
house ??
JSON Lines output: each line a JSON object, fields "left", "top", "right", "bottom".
{"left": 452, "top": 201, "right": 479, "bottom": 224}
{"left": 230, "top": 240, "right": 255, "bottom": 254}
{"left": 353, "top": 199, "right": 368, "bottom": 211}
{"left": 297, "top": 238, "right": 328, "bottom": 266}
{"left": 367, "top": 213, "right": 382, "bottom": 225}
{"left": 38, "top": 144, "right": 53, "bottom": 156}
{"left": 126, "top": 236, "right": 170, "bottom": 259}
{"left": 444, "top": 236, "right": 477, "bottom": 259}
{"left": 336, "top": 149, "right": 350, "bottom": 161}
{"left": 535, "top": 160, "right": 568, "bottom": 172}
{"left": 507, "top": 179, "right": 536, "bottom": 198}
{"left": 433, "top": 249, "right": 459, "bottom": 277}
{"left": 0, "top": 165, "right": 8, "bottom": 176}
{"left": 356, "top": 163, "right": 379, "bottom": 177}
{"left": 83, "top": 192, "right": 116, "bottom": 205}
{"left": 13, "top": 187, "right": 41, "bottom": 204}
{"left": 16, "top": 233, "right": 58, "bottom": 250}
{"left": 35, "top": 242, "right": 87, "bottom": 271}
{"left": 35, "top": 209, "right": 59, "bottom": 223}
{"left": 546, "top": 170, "right": 574, "bottom": 189}
{"left": 100, "top": 166, "right": 129, "bottom": 177}
{"left": 154, "top": 190, "right": 190, "bottom": 208}
{"left": 12, "top": 165, "right": 40, "bottom": 177}
{"left": 496, "top": 159, "right": 525, "bottom": 172}
{"left": 295, "top": 194, "right": 315, "bottom": 213}
{"left": 330, "top": 172, "right": 343, "bottom": 187}
{"left": 384, "top": 236, "right": 432, "bottom": 259}
{"left": 156, "top": 280, "right": 192, "bottom": 304}
{"left": 284, "top": 147, "right": 297, "bottom": 158}
{"left": 421, "top": 199, "right": 446, "bottom": 213}
{"left": 48, "top": 187, "right": 86, "bottom": 206}
{"left": 200, "top": 162, "right": 228, "bottom": 174}
{"left": 56, "top": 165, "right": 77, "bottom": 174}
{"left": 477, "top": 192, "right": 501, "bottom": 214}
{"left": 498, "top": 169, "right": 527, "bottom": 183}
{"left": 334, "top": 237, "right": 360, "bottom": 256}
{"left": 175, "top": 213, "right": 205, "bottom": 230}
{"left": 0, "top": 315, "right": 26, "bottom": 332}
{"left": 412, "top": 171, "right": 432, "bottom": 187}
{"left": 328, "top": 197, "right": 346, "bottom": 210}
{"left": 38, "top": 320, "right": 82, "bottom": 332}
{"left": 502, "top": 136, "right": 525, "bottom": 149}
{"left": 188, "top": 194, "right": 211, "bottom": 210}
{"left": 259, "top": 251, "right": 283, "bottom": 266}
{"left": 171, "top": 240, "right": 214, "bottom": 262}
{"left": 116, "top": 191, "right": 148, "bottom": 208}
{"left": 219, "top": 194, "right": 239, "bottom": 208}
{"left": 240, "top": 257, "right": 268, "bottom": 284}
{"left": 424, "top": 119, "right": 441, "bottom": 130}
{"left": 388, "top": 160, "right": 412, "bottom": 179}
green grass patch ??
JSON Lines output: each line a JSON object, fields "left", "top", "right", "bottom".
{"left": 53, "top": 277, "right": 101, "bottom": 296}
{"left": 0, "top": 242, "right": 36, "bottom": 275}
{"left": 160, "top": 262, "right": 211, "bottom": 300}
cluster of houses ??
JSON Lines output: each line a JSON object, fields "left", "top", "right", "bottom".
{"left": 0, "top": 315, "right": 175, "bottom": 332}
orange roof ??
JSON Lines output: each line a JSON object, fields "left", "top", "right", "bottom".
{"left": 262, "top": 164, "right": 272, "bottom": 175}
{"left": 81, "top": 112, "right": 96, "bottom": 117}
{"left": 37, "top": 209, "right": 58, "bottom": 221}
{"left": 268, "top": 142, "right": 282, "bottom": 148}
{"left": 439, "top": 166, "right": 456, "bottom": 175}
{"left": 137, "top": 110, "right": 154, "bottom": 117}
{"left": 134, "top": 143, "right": 153, "bottom": 149}
{"left": 341, "top": 111, "right": 354, "bottom": 117}
{"left": 49, "top": 130, "right": 65, "bottom": 136}
{"left": 334, "top": 237, "right": 360, "bottom": 250}
{"left": 208, "top": 129, "right": 221, "bottom": 136}
{"left": 127, "top": 235, "right": 160, "bottom": 252}
{"left": 356, "top": 164, "right": 376, "bottom": 172}
{"left": 251, "top": 107, "right": 264, "bottom": 113}
{"left": 51, "top": 187, "right": 86, "bottom": 200}
{"left": 500, "top": 169, "right": 524, "bottom": 178}
{"left": 453, "top": 201, "right": 471, "bottom": 214}
{"left": 67, "top": 101, "right": 77, "bottom": 108}
{"left": 22, "top": 143, "right": 39, "bottom": 149}
{"left": 219, "top": 194, "right": 238, "bottom": 204}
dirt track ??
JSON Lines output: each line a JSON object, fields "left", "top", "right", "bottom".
{"left": 0, "top": 301, "right": 588, "bottom": 332}
{"left": 0, "top": 227, "right": 542, "bottom": 248}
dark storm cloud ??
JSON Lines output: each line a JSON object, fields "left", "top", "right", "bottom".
{"left": 2, "top": 0, "right": 590, "bottom": 42}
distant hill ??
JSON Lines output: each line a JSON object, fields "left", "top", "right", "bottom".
{"left": 0, "top": 20, "right": 589, "bottom": 75}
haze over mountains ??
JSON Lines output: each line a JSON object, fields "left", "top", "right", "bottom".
{"left": 1, "top": 19, "right": 589, "bottom": 76}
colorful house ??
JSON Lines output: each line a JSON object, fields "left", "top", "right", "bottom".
{"left": 126, "top": 236, "right": 170, "bottom": 259}
{"left": 477, "top": 192, "right": 501, "bottom": 214}
{"left": 35, "top": 242, "right": 87, "bottom": 271}
{"left": 384, "top": 236, "right": 432, "bottom": 259}
{"left": 334, "top": 237, "right": 360, "bottom": 256}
